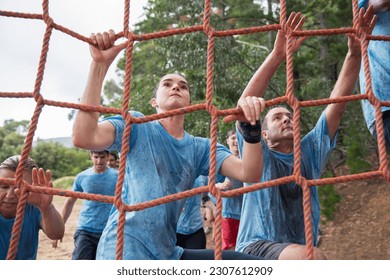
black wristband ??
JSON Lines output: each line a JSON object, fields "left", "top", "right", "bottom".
{"left": 238, "top": 120, "right": 262, "bottom": 143}
{"left": 201, "top": 195, "right": 210, "bottom": 206}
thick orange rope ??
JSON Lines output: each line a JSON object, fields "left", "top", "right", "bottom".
{"left": 0, "top": 0, "right": 389, "bottom": 260}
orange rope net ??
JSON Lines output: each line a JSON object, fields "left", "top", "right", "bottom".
{"left": 0, "top": 0, "right": 389, "bottom": 260}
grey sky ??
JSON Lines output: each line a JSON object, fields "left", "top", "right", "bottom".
{"left": 0, "top": 0, "right": 147, "bottom": 139}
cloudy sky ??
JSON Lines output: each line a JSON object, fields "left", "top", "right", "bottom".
{"left": 0, "top": 0, "right": 147, "bottom": 140}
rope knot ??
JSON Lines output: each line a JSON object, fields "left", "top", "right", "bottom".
{"left": 208, "top": 181, "right": 220, "bottom": 199}
{"left": 367, "top": 89, "right": 380, "bottom": 107}
{"left": 36, "top": 94, "right": 45, "bottom": 106}
{"left": 43, "top": 15, "right": 54, "bottom": 27}
{"left": 206, "top": 102, "right": 217, "bottom": 117}
{"left": 204, "top": 25, "right": 215, "bottom": 39}
{"left": 124, "top": 29, "right": 133, "bottom": 41}
{"left": 296, "top": 175, "right": 305, "bottom": 188}
{"left": 287, "top": 95, "right": 298, "bottom": 109}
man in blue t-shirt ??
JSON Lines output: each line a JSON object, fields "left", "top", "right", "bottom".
{"left": 358, "top": 0, "right": 390, "bottom": 148}
{"left": 52, "top": 150, "right": 118, "bottom": 260}
{"left": 176, "top": 175, "right": 209, "bottom": 249}
{"left": 0, "top": 155, "right": 64, "bottom": 259}
{"left": 231, "top": 9, "right": 376, "bottom": 260}
{"left": 71, "top": 19, "right": 275, "bottom": 258}
{"left": 216, "top": 130, "right": 243, "bottom": 250}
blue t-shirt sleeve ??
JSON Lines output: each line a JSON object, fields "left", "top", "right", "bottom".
{"left": 194, "top": 139, "right": 211, "bottom": 176}
{"left": 216, "top": 143, "right": 232, "bottom": 173}
{"left": 216, "top": 173, "right": 226, "bottom": 183}
{"left": 195, "top": 138, "right": 232, "bottom": 176}
{"left": 358, "top": 0, "right": 368, "bottom": 8}
{"left": 72, "top": 174, "right": 83, "bottom": 192}
{"left": 193, "top": 175, "right": 208, "bottom": 188}
{"left": 304, "top": 111, "right": 337, "bottom": 174}
{"left": 103, "top": 111, "right": 144, "bottom": 152}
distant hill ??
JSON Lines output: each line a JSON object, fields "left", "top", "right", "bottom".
{"left": 33, "top": 137, "right": 73, "bottom": 148}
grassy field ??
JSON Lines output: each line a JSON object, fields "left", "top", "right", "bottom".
{"left": 53, "top": 176, "right": 75, "bottom": 189}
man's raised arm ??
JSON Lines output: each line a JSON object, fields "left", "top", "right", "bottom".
{"left": 325, "top": 6, "right": 377, "bottom": 140}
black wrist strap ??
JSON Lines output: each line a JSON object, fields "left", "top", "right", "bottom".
{"left": 201, "top": 195, "right": 210, "bottom": 206}
{"left": 238, "top": 120, "right": 262, "bottom": 144}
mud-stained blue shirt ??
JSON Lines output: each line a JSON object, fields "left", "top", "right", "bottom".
{"left": 73, "top": 167, "right": 118, "bottom": 233}
{"left": 0, "top": 204, "right": 41, "bottom": 259}
{"left": 221, "top": 177, "right": 243, "bottom": 220}
{"left": 176, "top": 175, "right": 208, "bottom": 235}
{"left": 96, "top": 111, "right": 231, "bottom": 260}
{"left": 236, "top": 112, "right": 336, "bottom": 252}
{"left": 358, "top": 0, "right": 390, "bottom": 133}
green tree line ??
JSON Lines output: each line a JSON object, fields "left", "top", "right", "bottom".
{"left": 0, "top": 119, "right": 91, "bottom": 180}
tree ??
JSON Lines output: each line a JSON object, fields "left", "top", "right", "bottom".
{"left": 31, "top": 142, "right": 91, "bottom": 180}
{"left": 0, "top": 119, "right": 92, "bottom": 180}
{"left": 102, "top": 0, "right": 376, "bottom": 169}
{"left": 103, "top": 0, "right": 274, "bottom": 141}
{"left": 0, "top": 119, "right": 29, "bottom": 161}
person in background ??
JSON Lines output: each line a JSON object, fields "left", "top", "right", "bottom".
{"left": 0, "top": 155, "right": 64, "bottom": 259}
{"left": 358, "top": 0, "right": 390, "bottom": 148}
{"left": 216, "top": 130, "right": 243, "bottom": 250}
{"left": 108, "top": 151, "right": 119, "bottom": 169}
{"left": 52, "top": 150, "right": 118, "bottom": 260}
{"left": 176, "top": 176, "right": 211, "bottom": 249}
{"left": 200, "top": 192, "right": 216, "bottom": 235}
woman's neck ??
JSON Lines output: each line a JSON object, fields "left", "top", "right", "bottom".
{"left": 159, "top": 116, "right": 185, "bottom": 140}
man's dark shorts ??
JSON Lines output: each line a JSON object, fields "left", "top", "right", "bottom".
{"left": 243, "top": 240, "right": 291, "bottom": 260}
{"left": 72, "top": 229, "right": 102, "bottom": 260}
{"left": 373, "top": 110, "right": 390, "bottom": 149}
